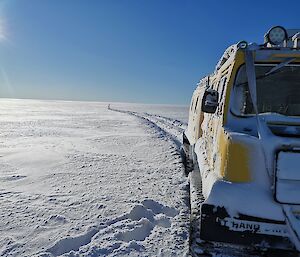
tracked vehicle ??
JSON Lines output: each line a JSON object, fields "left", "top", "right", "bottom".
{"left": 183, "top": 26, "right": 300, "bottom": 251}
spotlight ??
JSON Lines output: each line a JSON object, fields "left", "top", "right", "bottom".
{"left": 266, "top": 26, "right": 287, "bottom": 46}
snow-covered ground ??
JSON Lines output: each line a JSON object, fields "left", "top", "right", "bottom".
{"left": 0, "top": 99, "right": 190, "bottom": 257}
{"left": 1, "top": 99, "right": 281, "bottom": 257}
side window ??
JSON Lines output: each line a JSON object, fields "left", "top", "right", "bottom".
{"left": 220, "top": 77, "right": 227, "bottom": 100}
{"left": 190, "top": 99, "right": 194, "bottom": 111}
{"left": 217, "top": 76, "right": 227, "bottom": 115}
{"left": 232, "top": 83, "right": 254, "bottom": 115}
{"left": 216, "top": 80, "right": 221, "bottom": 92}
{"left": 194, "top": 96, "right": 199, "bottom": 112}
{"left": 231, "top": 65, "right": 254, "bottom": 116}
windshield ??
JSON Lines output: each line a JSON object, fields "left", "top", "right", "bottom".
{"left": 232, "top": 64, "right": 300, "bottom": 116}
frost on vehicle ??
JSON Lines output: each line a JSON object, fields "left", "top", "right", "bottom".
{"left": 183, "top": 26, "right": 300, "bottom": 251}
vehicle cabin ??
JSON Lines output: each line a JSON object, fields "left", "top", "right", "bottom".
{"left": 183, "top": 26, "right": 300, "bottom": 251}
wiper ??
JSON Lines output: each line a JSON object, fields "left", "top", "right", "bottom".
{"left": 235, "top": 58, "right": 296, "bottom": 87}
{"left": 264, "top": 57, "right": 296, "bottom": 76}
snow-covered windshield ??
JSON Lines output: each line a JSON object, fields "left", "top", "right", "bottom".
{"left": 232, "top": 64, "right": 300, "bottom": 116}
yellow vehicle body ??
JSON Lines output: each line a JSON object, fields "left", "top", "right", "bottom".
{"left": 183, "top": 27, "right": 300, "bottom": 251}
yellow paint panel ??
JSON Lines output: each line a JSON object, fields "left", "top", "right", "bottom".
{"left": 218, "top": 129, "right": 251, "bottom": 182}
{"left": 226, "top": 141, "right": 251, "bottom": 182}
{"left": 219, "top": 129, "right": 228, "bottom": 178}
{"left": 271, "top": 54, "right": 300, "bottom": 58}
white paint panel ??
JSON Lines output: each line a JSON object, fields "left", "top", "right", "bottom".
{"left": 277, "top": 152, "right": 300, "bottom": 180}
{"left": 277, "top": 151, "right": 300, "bottom": 203}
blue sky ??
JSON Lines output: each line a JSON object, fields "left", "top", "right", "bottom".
{"left": 0, "top": 0, "right": 298, "bottom": 104}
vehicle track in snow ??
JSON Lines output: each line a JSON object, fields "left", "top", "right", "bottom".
{"left": 108, "top": 107, "right": 186, "bottom": 151}
{"left": 141, "top": 112, "right": 187, "bottom": 138}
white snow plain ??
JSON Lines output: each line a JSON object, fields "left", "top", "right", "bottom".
{"left": 0, "top": 99, "right": 190, "bottom": 257}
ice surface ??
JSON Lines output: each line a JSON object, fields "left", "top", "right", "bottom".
{"left": 0, "top": 99, "right": 189, "bottom": 257}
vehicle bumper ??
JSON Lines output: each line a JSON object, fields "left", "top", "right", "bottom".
{"left": 200, "top": 203, "right": 295, "bottom": 251}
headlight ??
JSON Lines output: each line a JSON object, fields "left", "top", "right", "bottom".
{"left": 266, "top": 26, "right": 287, "bottom": 45}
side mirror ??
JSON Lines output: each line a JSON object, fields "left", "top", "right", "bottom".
{"left": 201, "top": 89, "right": 219, "bottom": 113}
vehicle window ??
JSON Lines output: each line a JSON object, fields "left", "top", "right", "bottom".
{"left": 190, "top": 99, "right": 194, "bottom": 111}
{"left": 231, "top": 66, "right": 254, "bottom": 115}
{"left": 219, "top": 77, "right": 227, "bottom": 102}
{"left": 231, "top": 64, "right": 300, "bottom": 116}
{"left": 216, "top": 80, "right": 221, "bottom": 92}
{"left": 217, "top": 77, "right": 227, "bottom": 115}
{"left": 194, "top": 96, "right": 199, "bottom": 112}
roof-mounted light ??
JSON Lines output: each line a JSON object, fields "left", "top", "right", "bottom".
{"left": 266, "top": 26, "right": 288, "bottom": 46}
{"left": 237, "top": 40, "right": 248, "bottom": 49}
{"left": 292, "top": 32, "right": 300, "bottom": 48}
